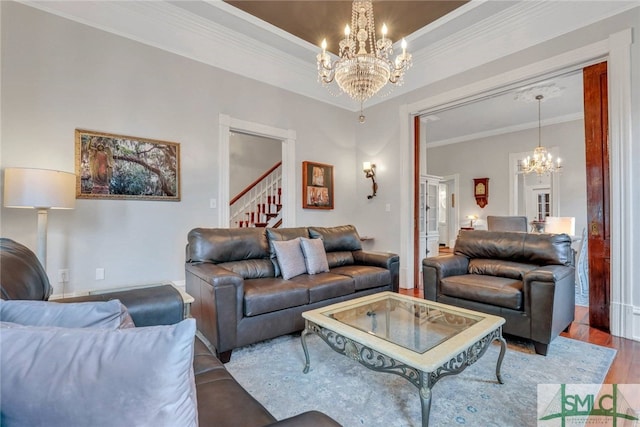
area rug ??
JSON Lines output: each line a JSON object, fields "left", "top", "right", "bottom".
{"left": 226, "top": 333, "right": 616, "bottom": 427}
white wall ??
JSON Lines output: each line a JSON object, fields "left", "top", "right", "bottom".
{"left": 0, "top": 2, "right": 357, "bottom": 296}
{"left": 426, "top": 120, "right": 587, "bottom": 235}
{"left": 229, "top": 133, "right": 281, "bottom": 198}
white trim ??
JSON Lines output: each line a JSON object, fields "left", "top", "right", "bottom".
{"left": 607, "top": 29, "right": 634, "bottom": 339}
{"left": 440, "top": 174, "right": 460, "bottom": 249}
{"left": 218, "top": 115, "right": 297, "bottom": 228}
{"left": 400, "top": 30, "right": 635, "bottom": 341}
{"left": 399, "top": 104, "right": 412, "bottom": 288}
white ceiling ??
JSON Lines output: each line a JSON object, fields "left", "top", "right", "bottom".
{"left": 20, "top": 1, "right": 635, "bottom": 139}
{"left": 423, "top": 71, "right": 584, "bottom": 147}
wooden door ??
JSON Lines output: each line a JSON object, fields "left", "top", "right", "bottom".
{"left": 583, "top": 62, "right": 610, "bottom": 332}
{"left": 413, "top": 115, "right": 421, "bottom": 288}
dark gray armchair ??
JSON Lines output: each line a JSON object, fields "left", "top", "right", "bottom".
{"left": 422, "top": 230, "right": 575, "bottom": 355}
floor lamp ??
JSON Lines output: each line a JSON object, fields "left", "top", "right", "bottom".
{"left": 3, "top": 168, "right": 76, "bottom": 269}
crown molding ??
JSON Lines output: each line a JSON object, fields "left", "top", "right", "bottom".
{"left": 19, "top": 1, "right": 639, "bottom": 112}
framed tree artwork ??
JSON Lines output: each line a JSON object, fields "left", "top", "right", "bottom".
{"left": 302, "top": 161, "right": 334, "bottom": 209}
{"left": 75, "top": 129, "right": 180, "bottom": 201}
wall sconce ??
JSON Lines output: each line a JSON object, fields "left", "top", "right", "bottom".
{"left": 362, "top": 162, "right": 377, "bottom": 199}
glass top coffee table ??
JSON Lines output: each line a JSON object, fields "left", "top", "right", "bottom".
{"left": 301, "top": 291, "right": 506, "bottom": 427}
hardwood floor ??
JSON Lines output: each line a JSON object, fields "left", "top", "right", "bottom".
{"left": 399, "top": 287, "right": 639, "bottom": 384}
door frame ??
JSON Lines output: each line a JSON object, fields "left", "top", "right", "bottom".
{"left": 218, "top": 114, "right": 297, "bottom": 227}
{"left": 399, "top": 29, "right": 633, "bottom": 339}
{"left": 440, "top": 174, "right": 459, "bottom": 248}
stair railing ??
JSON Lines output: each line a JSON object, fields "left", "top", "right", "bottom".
{"left": 230, "top": 162, "right": 282, "bottom": 228}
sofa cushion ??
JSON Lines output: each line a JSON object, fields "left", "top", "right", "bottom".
{"left": 309, "top": 225, "right": 362, "bottom": 252}
{"left": 187, "top": 228, "right": 269, "bottom": 263}
{"left": 218, "top": 259, "right": 275, "bottom": 279}
{"left": 272, "top": 238, "right": 307, "bottom": 280}
{"left": 440, "top": 274, "right": 523, "bottom": 310}
{"left": 288, "top": 273, "right": 354, "bottom": 303}
{"left": 300, "top": 237, "right": 330, "bottom": 274}
{"left": 0, "top": 299, "right": 132, "bottom": 329}
{"left": 330, "top": 265, "right": 391, "bottom": 291}
{"left": 0, "top": 238, "right": 52, "bottom": 300}
{"left": 0, "top": 319, "right": 198, "bottom": 427}
{"left": 454, "top": 230, "right": 573, "bottom": 266}
{"left": 468, "top": 259, "right": 537, "bottom": 280}
{"left": 326, "top": 251, "right": 355, "bottom": 268}
{"left": 266, "top": 227, "right": 310, "bottom": 277}
{"left": 243, "top": 278, "right": 309, "bottom": 317}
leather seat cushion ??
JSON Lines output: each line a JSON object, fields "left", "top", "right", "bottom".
{"left": 330, "top": 265, "right": 391, "bottom": 291}
{"left": 288, "top": 273, "right": 354, "bottom": 303}
{"left": 243, "top": 278, "right": 308, "bottom": 317}
{"left": 440, "top": 274, "right": 523, "bottom": 310}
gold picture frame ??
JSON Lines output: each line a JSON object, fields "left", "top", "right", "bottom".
{"left": 75, "top": 129, "right": 180, "bottom": 201}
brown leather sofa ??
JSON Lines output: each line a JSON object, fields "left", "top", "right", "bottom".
{"left": 185, "top": 225, "right": 400, "bottom": 362}
{"left": 0, "top": 238, "right": 341, "bottom": 427}
{"left": 422, "top": 230, "right": 575, "bottom": 355}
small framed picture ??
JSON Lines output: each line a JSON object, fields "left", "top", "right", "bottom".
{"left": 302, "top": 161, "right": 333, "bottom": 209}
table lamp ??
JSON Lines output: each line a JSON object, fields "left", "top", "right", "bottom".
{"left": 3, "top": 167, "right": 76, "bottom": 269}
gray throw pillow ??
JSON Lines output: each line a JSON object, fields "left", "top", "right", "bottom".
{"left": 272, "top": 237, "right": 307, "bottom": 280}
{"left": 300, "top": 237, "right": 330, "bottom": 274}
{"left": 0, "top": 299, "right": 131, "bottom": 329}
{"left": 0, "top": 319, "right": 198, "bottom": 427}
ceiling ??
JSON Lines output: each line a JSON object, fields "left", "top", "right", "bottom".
{"left": 224, "top": 1, "right": 468, "bottom": 55}
{"left": 21, "top": 1, "right": 636, "bottom": 141}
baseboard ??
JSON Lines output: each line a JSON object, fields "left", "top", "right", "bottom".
{"left": 633, "top": 305, "right": 640, "bottom": 342}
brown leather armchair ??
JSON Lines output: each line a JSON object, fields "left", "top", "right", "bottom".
{"left": 422, "top": 230, "right": 575, "bottom": 355}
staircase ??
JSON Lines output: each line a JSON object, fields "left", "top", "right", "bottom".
{"left": 230, "top": 162, "right": 282, "bottom": 228}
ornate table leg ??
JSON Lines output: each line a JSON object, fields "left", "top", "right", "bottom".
{"left": 495, "top": 334, "right": 507, "bottom": 384}
{"left": 301, "top": 327, "right": 312, "bottom": 374}
{"left": 419, "top": 384, "right": 432, "bottom": 427}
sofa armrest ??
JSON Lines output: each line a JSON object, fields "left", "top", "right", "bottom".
{"left": 524, "top": 265, "right": 576, "bottom": 344}
{"left": 353, "top": 250, "right": 400, "bottom": 292}
{"left": 422, "top": 254, "right": 469, "bottom": 301}
{"left": 266, "top": 411, "right": 342, "bottom": 427}
{"left": 57, "top": 284, "right": 184, "bottom": 327}
{"left": 525, "top": 264, "right": 574, "bottom": 283}
{"left": 185, "top": 263, "right": 244, "bottom": 358}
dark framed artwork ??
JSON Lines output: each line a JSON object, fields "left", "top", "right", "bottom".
{"left": 302, "top": 161, "right": 334, "bottom": 209}
{"left": 75, "top": 129, "right": 180, "bottom": 201}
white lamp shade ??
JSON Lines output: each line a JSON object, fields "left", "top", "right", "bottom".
{"left": 544, "top": 216, "right": 575, "bottom": 236}
{"left": 4, "top": 168, "right": 76, "bottom": 209}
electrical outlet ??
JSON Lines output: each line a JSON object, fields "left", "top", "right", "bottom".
{"left": 210, "top": 198, "right": 217, "bottom": 209}
{"left": 57, "top": 269, "right": 69, "bottom": 283}
{"left": 95, "top": 268, "right": 105, "bottom": 280}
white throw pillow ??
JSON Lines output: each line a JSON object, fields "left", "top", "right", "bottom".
{"left": 300, "top": 237, "right": 330, "bottom": 274}
{"left": 272, "top": 237, "right": 307, "bottom": 280}
{"left": 0, "top": 319, "right": 198, "bottom": 427}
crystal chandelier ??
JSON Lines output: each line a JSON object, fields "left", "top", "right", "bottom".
{"left": 521, "top": 95, "right": 562, "bottom": 175}
{"left": 316, "top": 0, "right": 412, "bottom": 122}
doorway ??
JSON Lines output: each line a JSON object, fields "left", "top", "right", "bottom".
{"left": 218, "top": 114, "right": 297, "bottom": 228}
{"left": 401, "top": 30, "right": 632, "bottom": 340}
